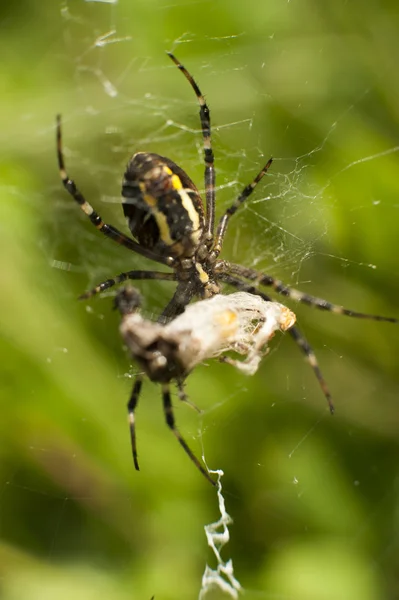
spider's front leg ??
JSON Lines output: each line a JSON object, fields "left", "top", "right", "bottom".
{"left": 161, "top": 383, "right": 216, "bottom": 486}
{"left": 217, "top": 272, "right": 335, "bottom": 413}
{"left": 127, "top": 376, "right": 144, "bottom": 471}
{"left": 223, "top": 262, "right": 398, "bottom": 323}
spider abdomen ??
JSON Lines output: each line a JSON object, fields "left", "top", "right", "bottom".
{"left": 122, "top": 152, "right": 205, "bottom": 259}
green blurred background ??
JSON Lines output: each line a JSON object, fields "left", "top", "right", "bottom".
{"left": 2, "top": 1, "right": 399, "bottom": 599}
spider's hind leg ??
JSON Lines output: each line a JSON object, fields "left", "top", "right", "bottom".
{"left": 56, "top": 115, "right": 169, "bottom": 266}
{"left": 167, "top": 52, "right": 216, "bottom": 240}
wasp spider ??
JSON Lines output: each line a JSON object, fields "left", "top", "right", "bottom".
{"left": 56, "top": 53, "right": 398, "bottom": 483}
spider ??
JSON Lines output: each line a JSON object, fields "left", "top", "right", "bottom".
{"left": 57, "top": 52, "right": 398, "bottom": 482}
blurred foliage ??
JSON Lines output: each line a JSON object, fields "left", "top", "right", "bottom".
{"left": 1, "top": 0, "right": 399, "bottom": 599}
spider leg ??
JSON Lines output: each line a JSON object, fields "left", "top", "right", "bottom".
{"left": 127, "top": 376, "right": 144, "bottom": 471}
{"left": 288, "top": 326, "right": 334, "bottom": 413}
{"left": 167, "top": 53, "right": 215, "bottom": 241}
{"left": 177, "top": 380, "right": 202, "bottom": 414}
{"left": 79, "top": 270, "right": 177, "bottom": 300}
{"left": 218, "top": 272, "right": 334, "bottom": 413}
{"left": 158, "top": 279, "right": 197, "bottom": 323}
{"left": 222, "top": 262, "right": 398, "bottom": 323}
{"left": 161, "top": 383, "right": 215, "bottom": 486}
{"left": 56, "top": 115, "right": 171, "bottom": 267}
{"left": 211, "top": 158, "right": 273, "bottom": 260}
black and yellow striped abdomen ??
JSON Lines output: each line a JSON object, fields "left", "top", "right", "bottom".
{"left": 122, "top": 152, "right": 205, "bottom": 259}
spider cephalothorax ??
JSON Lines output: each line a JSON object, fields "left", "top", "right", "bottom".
{"left": 57, "top": 52, "right": 397, "bottom": 483}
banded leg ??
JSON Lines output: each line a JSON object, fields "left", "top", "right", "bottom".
{"left": 288, "top": 326, "right": 334, "bottom": 414}
{"left": 167, "top": 53, "right": 215, "bottom": 240}
{"left": 223, "top": 262, "right": 398, "bottom": 323}
{"left": 210, "top": 158, "right": 273, "bottom": 260}
{"left": 218, "top": 272, "right": 334, "bottom": 413}
{"left": 161, "top": 384, "right": 215, "bottom": 486}
{"left": 79, "top": 270, "right": 176, "bottom": 300}
{"left": 127, "top": 376, "right": 144, "bottom": 471}
{"left": 56, "top": 115, "right": 170, "bottom": 266}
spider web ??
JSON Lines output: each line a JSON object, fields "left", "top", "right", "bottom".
{"left": 2, "top": 1, "right": 399, "bottom": 599}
